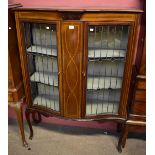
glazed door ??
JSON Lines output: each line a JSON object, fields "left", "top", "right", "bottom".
{"left": 83, "top": 22, "right": 134, "bottom": 118}
{"left": 22, "top": 22, "right": 62, "bottom": 114}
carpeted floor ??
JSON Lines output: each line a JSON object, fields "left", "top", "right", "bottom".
{"left": 8, "top": 118, "right": 146, "bottom": 155}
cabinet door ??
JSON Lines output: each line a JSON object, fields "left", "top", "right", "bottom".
{"left": 62, "top": 22, "right": 83, "bottom": 118}
{"left": 21, "top": 22, "right": 62, "bottom": 114}
{"left": 83, "top": 22, "right": 136, "bottom": 118}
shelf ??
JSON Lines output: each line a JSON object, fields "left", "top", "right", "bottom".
{"left": 30, "top": 72, "right": 58, "bottom": 86}
{"left": 88, "top": 57, "right": 125, "bottom": 62}
{"left": 88, "top": 49, "right": 126, "bottom": 58}
{"left": 27, "top": 45, "right": 57, "bottom": 57}
{"left": 33, "top": 94, "right": 59, "bottom": 111}
{"left": 27, "top": 51, "right": 58, "bottom": 58}
{"left": 87, "top": 76, "right": 122, "bottom": 90}
{"left": 86, "top": 101, "right": 119, "bottom": 115}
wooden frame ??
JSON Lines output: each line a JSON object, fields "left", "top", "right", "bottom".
{"left": 82, "top": 14, "right": 141, "bottom": 119}
{"left": 15, "top": 12, "right": 63, "bottom": 117}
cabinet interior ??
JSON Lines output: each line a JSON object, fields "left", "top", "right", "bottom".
{"left": 86, "top": 25, "right": 130, "bottom": 115}
{"left": 24, "top": 22, "right": 60, "bottom": 111}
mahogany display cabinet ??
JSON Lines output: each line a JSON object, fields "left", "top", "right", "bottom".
{"left": 8, "top": 3, "right": 28, "bottom": 147}
{"left": 117, "top": 10, "right": 146, "bottom": 151}
{"left": 14, "top": 7, "right": 143, "bottom": 141}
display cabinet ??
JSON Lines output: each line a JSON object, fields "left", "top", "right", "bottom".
{"left": 8, "top": 3, "right": 24, "bottom": 102}
{"left": 14, "top": 7, "right": 142, "bottom": 141}
{"left": 117, "top": 5, "right": 146, "bottom": 152}
{"left": 8, "top": 3, "right": 28, "bottom": 147}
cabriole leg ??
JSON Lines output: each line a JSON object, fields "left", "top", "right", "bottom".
{"left": 117, "top": 123, "right": 122, "bottom": 133}
{"left": 117, "top": 124, "right": 129, "bottom": 153}
{"left": 25, "top": 108, "right": 33, "bottom": 140}
{"left": 9, "top": 102, "right": 28, "bottom": 147}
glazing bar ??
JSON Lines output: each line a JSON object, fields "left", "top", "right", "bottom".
{"left": 112, "top": 26, "right": 117, "bottom": 113}
{"left": 106, "top": 26, "right": 110, "bottom": 113}
{"left": 39, "top": 24, "right": 46, "bottom": 107}
{"left": 51, "top": 26, "right": 56, "bottom": 110}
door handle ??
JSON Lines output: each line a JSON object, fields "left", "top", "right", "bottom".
{"left": 82, "top": 72, "right": 86, "bottom": 77}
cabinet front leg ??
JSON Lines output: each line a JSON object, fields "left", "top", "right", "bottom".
{"left": 9, "top": 102, "right": 28, "bottom": 147}
{"left": 117, "top": 124, "right": 129, "bottom": 153}
{"left": 25, "top": 108, "right": 33, "bottom": 140}
{"left": 121, "top": 125, "right": 129, "bottom": 148}
{"left": 117, "top": 123, "right": 123, "bottom": 133}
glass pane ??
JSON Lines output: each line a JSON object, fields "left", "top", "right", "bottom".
{"left": 86, "top": 25, "right": 130, "bottom": 115}
{"left": 23, "top": 22, "right": 59, "bottom": 111}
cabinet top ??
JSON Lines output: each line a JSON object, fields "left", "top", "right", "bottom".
{"left": 13, "top": 6, "right": 143, "bottom": 13}
{"left": 8, "top": 3, "right": 22, "bottom": 9}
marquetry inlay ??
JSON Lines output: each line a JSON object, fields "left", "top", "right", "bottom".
{"left": 62, "top": 22, "right": 83, "bottom": 118}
